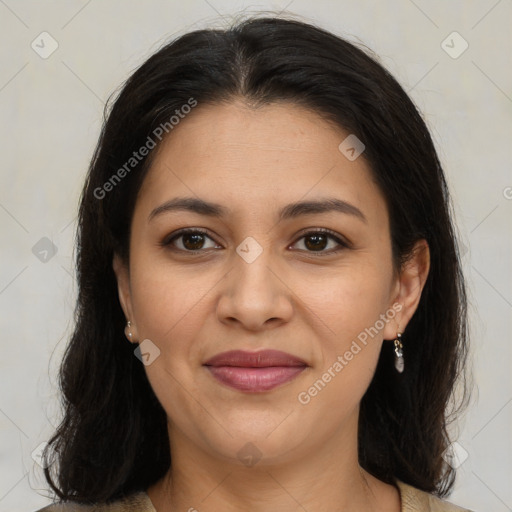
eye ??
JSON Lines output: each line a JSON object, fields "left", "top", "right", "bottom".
{"left": 161, "top": 228, "right": 350, "bottom": 256}
{"left": 290, "top": 229, "right": 349, "bottom": 255}
{"left": 161, "top": 228, "right": 221, "bottom": 253}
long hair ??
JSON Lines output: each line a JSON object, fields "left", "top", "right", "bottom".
{"left": 43, "top": 14, "right": 469, "bottom": 503}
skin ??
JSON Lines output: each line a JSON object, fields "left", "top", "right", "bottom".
{"left": 113, "top": 99, "right": 430, "bottom": 512}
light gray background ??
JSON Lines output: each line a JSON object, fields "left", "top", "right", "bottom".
{"left": 0, "top": 1, "right": 511, "bottom": 511}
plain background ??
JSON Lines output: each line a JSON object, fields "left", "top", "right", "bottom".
{"left": 0, "top": 1, "right": 511, "bottom": 511}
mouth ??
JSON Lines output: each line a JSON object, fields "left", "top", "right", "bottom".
{"left": 203, "top": 349, "right": 308, "bottom": 392}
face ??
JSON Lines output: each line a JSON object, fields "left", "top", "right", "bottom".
{"left": 114, "top": 100, "right": 427, "bottom": 468}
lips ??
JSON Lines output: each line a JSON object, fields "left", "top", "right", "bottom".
{"left": 204, "top": 349, "right": 307, "bottom": 368}
{"left": 203, "top": 349, "right": 307, "bottom": 392}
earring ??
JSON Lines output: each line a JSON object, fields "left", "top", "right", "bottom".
{"left": 393, "top": 332, "right": 404, "bottom": 373}
{"left": 126, "top": 320, "right": 133, "bottom": 342}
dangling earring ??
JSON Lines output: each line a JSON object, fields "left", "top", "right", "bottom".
{"left": 126, "top": 320, "right": 133, "bottom": 342}
{"left": 393, "top": 332, "right": 404, "bottom": 373}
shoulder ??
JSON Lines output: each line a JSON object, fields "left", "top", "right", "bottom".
{"left": 396, "top": 480, "right": 474, "bottom": 512}
{"left": 33, "top": 491, "right": 155, "bottom": 512}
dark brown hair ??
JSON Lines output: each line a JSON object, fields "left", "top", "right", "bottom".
{"left": 43, "top": 14, "right": 469, "bottom": 504}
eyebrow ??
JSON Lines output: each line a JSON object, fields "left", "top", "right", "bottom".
{"left": 148, "top": 196, "right": 367, "bottom": 224}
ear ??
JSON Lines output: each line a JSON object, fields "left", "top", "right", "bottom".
{"left": 383, "top": 239, "right": 430, "bottom": 340}
{"left": 112, "top": 253, "right": 139, "bottom": 343}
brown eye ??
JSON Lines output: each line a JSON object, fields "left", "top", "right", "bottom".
{"left": 181, "top": 232, "right": 207, "bottom": 250}
{"left": 291, "top": 230, "right": 348, "bottom": 255}
{"left": 304, "top": 233, "right": 329, "bottom": 251}
{"left": 162, "top": 229, "right": 220, "bottom": 252}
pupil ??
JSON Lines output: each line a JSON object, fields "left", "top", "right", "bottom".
{"left": 183, "top": 233, "right": 204, "bottom": 250}
{"left": 305, "top": 234, "right": 327, "bottom": 251}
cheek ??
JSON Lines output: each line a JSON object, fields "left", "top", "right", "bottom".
{"left": 293, "top": 262, "right": 392, "bottom": 409}
{"left": 128, "top": 262, "right": 215, "bottom": 431}
{"left": 130, "top": 248, "right": 392, "bottom": 374}
{"left": 129, "top": 252, "right": 213, "bottom": 342}
{"left": 291, "top": 269, "right": 389, "bottom": 428}
{"left": 295, "top": 261, "right": 392, "bottom": 347}
{"left": 128, "top": 254, "right": 223, "bottom": 412}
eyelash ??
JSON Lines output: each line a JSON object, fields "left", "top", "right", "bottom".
{"left": 160, "top": 228, "right": 350, "bottom": 256}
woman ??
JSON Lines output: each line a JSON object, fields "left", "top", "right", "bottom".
{"left": 36, "top": 15, "right": 472, "bottom": 512}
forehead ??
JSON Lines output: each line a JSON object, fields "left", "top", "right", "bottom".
{"left": 135, "top": 100, "right": 386, "bottom": 226}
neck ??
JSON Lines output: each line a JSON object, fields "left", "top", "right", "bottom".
{"left": 147, "top": 415, "right": 400, "bottom": 511}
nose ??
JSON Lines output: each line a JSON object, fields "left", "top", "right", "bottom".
{"left": 216, "top": 245, "right": 294, "bottom": 332}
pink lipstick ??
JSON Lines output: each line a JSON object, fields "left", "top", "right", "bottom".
{"left": 203, "top": 349, "right": 307, "bottom": 392}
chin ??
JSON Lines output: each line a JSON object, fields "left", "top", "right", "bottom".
{"left": 210, "top": 433, "right": 304, "bottom": 469}
{"left": 195, "top": 411, "right": 311, "bottom": 467}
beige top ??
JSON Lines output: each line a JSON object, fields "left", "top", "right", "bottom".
{"left": 36, "top": 480, "right": 473, "bottom": 511}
